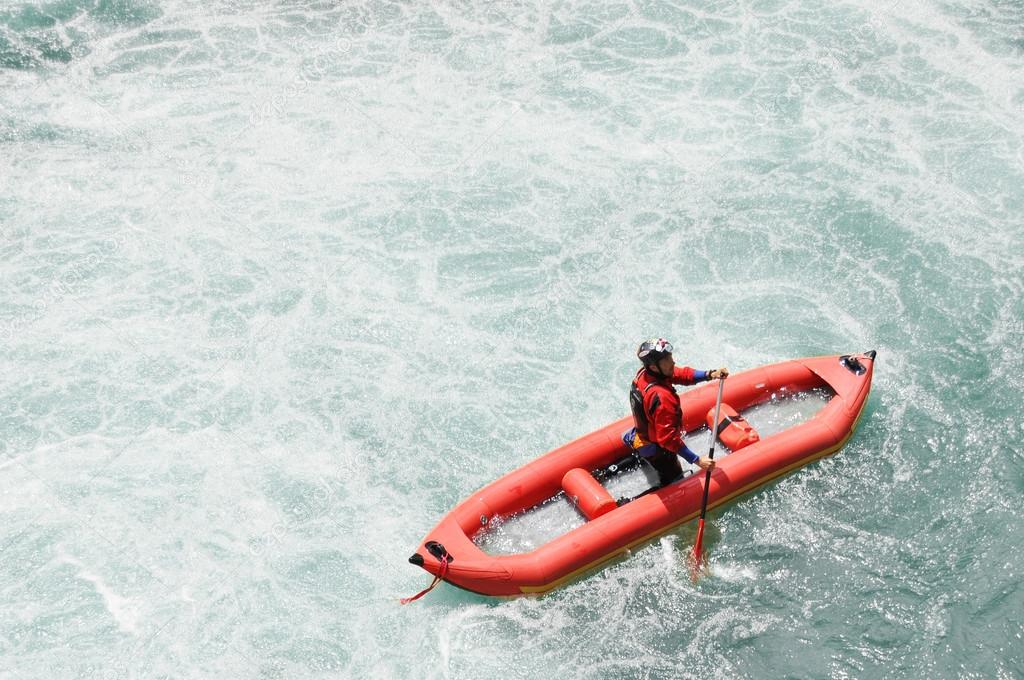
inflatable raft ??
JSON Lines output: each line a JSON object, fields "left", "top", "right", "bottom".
{"left": 408, "top": 352, "right": 876, "bottom": 597}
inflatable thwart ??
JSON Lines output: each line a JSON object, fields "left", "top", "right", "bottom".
{"left": 406, "top": 352, "right": 876, "bottom": 598}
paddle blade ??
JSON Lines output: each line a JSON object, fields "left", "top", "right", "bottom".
{"left": 691, "top": 518, "right": 707, "bottom": 580}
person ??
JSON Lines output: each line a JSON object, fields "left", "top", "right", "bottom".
{"left": 622, "top": 338, "right": 729, "bottom": 490}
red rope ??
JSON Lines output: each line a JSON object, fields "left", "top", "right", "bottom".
{"left": 400, "top": 555, "right": 449, "bottom": 605}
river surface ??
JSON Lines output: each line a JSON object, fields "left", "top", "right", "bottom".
{"left": 1, "top": 1, "right": 1022, "bottom": 678}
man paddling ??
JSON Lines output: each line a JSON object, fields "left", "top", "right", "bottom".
{"left": 623, "top": 338, "right": 728, "bottom": 489}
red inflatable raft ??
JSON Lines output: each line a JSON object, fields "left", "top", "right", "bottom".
{"left": 408, "top": 352, "right": 876, "bottom": 597}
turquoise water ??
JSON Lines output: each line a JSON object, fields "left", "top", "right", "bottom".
{"left": 1, "top": 1, "right": 1022, "bottom": 678}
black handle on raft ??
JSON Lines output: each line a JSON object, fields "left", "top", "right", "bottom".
{"left": 839, "top": 350, "right": 877, "bottom": 375}
{"left": 839, "top": 355, "right": 866, "bottom": 375}
{"left": 410, "top": 540, "right": 453, "bottom": 567}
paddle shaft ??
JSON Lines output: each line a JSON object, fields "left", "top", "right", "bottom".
{"left": 692, "top": 376, "right": 726, "bottom": 566}
{"left": 697, "top": 377, "right": 726, "bottom": 521}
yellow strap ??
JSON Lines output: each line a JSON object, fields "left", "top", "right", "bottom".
{"left": 630, "top": 433, "right": 650, "bottom": 450}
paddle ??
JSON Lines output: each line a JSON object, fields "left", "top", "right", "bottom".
{"left": 692, "top": 375, "right": 726, "bottom": 578}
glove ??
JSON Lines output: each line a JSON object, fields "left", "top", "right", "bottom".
{"left": 708, "top": 367, "right": 729, "bottom": 380}
{"left": 697, "top": 457, "right": 716, "bottom": 471}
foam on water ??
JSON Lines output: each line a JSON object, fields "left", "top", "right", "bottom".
{"left": 1, "top": 0, "right": 1022, "bottom": 678}
{"left": 60, "top": 554, "right": 141, "bottom": 634}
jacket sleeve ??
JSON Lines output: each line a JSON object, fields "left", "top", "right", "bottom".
{"left": 672, "top": 366, "right": 707, "bottom": 385}
{"left": 648, "top": 390, "right": 684, "bottom": 451}
{"left": 678, "top": 442, "right": 700, "bottom": 465}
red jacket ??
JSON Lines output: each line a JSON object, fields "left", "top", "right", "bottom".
{"left": 629, "top": 366, "right": 704, "bottom": 452}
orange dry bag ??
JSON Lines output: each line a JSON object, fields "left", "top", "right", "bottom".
{"left": 706, "top": 403, "right": 760, "bottom": 451}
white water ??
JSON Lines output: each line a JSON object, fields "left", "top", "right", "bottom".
{"left": 2, "top": 0, "right": 1022, "bottom": 678}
